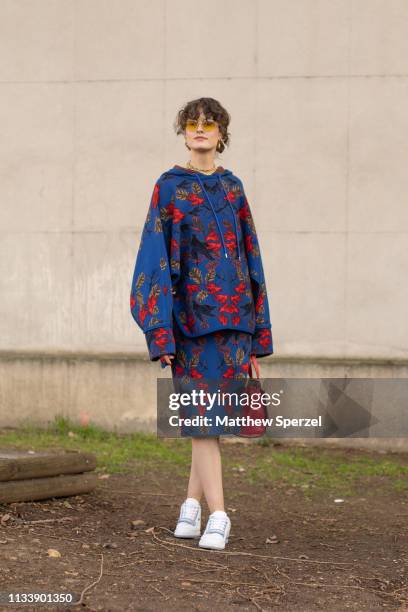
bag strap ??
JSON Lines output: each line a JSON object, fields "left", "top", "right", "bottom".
{"left": 249, "top": 357, "right": 260, "bottom": 379}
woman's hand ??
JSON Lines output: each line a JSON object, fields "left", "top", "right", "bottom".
{"left": 160, "top": 354, "right": 175, "bottom": 367}
{"left": 250, "top": 354, "right": 260, "bottom": 378}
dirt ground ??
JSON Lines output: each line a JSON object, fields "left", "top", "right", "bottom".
{"left": 0, "top": 441, "right": 407, "bottom": 612}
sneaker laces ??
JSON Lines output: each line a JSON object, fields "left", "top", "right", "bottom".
{"left": 180, "top": 502, "right": 199, "bottom": 523}
{"left": 206, "top": 515, "right": 228, "bottom": 535}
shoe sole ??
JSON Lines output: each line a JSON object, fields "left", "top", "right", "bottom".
{"left": 174, "top": 533, "right": 201, "bottom": 539}
{"left": 198, "top": 537, "right": 229, "bottom": 550}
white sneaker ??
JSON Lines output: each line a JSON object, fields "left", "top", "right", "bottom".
{"left": 198, "top": 510, "right": 231, "bottom": 550}
{"left": 174, "top": 497, "right": 201, "bottom": 538}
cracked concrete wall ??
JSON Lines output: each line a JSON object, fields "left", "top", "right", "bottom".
{"left": 0, "top": 1, "right": 407, "bottom": 438}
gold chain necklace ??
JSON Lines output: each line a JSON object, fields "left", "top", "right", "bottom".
{"left": 186, "top": 160, "right": 217, "bottom": 174}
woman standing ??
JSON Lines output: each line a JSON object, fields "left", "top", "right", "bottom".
{"left": 130, "top": 97, "right": 273, "bottom": 550}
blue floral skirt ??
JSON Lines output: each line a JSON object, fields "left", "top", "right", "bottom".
{"left": 169, "top": 315, "right": 252, "bottom": 437}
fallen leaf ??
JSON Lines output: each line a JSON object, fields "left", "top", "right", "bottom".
{"left": 47, "top": 549, "right": 61, "bottom": 558}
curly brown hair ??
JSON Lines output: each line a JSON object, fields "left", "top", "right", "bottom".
{"left": 173, "top": 97, "right": 231, "bottom": 153}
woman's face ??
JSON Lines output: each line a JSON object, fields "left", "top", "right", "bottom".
{"left": 184, "top": 110, "right": 221, "bottom": 153}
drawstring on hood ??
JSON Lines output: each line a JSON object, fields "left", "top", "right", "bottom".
{"left": 194, "top": 173, "right": 241, "bottom": 261}
{"left": 166, "top": 165, "right": 241, "bottom": 261}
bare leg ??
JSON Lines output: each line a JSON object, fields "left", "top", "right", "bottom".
{"left": 186, "top": 440, "right": 204, "bottom": 502}
{"left": 188, "top": 436, "right": 224, "bottom": 513}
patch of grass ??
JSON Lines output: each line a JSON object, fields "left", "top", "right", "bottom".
{"left": 242, "top": 444, "right": 408, "bottom": 498}
{"left": 1, "top": 418, "right": 407, "bottom": 499}
{"left": 0, "top": 415, "right": 192, "bottom": 475}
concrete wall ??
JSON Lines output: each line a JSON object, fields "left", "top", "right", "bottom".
{"left": 1, "top": 1, "right": 407, "bottom": 438}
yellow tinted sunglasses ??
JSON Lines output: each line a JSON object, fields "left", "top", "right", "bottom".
{"left": 185, "top": 118, "right": 218, "bottom": 132}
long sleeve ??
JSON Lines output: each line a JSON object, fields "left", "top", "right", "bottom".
{"left": 129, "top": 178, "right": 179, "bottom": 361}
{"left": 237, "top": 180, "right": 274, "bottom": 358}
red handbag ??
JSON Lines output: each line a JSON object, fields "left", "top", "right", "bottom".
{"left": 237, "top": 358, "right": 268, "bottom": 438}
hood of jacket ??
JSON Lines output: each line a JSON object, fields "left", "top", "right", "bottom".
{"left": 160, "top": 165, "right": 241, "bottom": 261}
{"left": 130, "top": 163, "right": 273, "bottom": 355}
{"left": 164, "top": 164, "right": 232, "bottom": 177}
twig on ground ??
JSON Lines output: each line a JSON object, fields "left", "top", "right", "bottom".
{"left": 21, "top": 517, "right": 74, "bottom": 525}
{"left": 235, "top": 587, "right": 266, "bottom": 612}
{"left": 151, "top": 527, "right": 352, "bottom": 566}
{"left": 74, "top": 553, "right": 104, "bottom": 607}
{"left": 148, "top": 583, "right": 170, "bottom": 600}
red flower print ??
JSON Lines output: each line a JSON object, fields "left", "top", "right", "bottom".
{"left": 239, "top": 200, "right": 251, "bottom": 221}
{"left": 224, "top": 230, "right": 237, "bottom": 251}
{"left": 190, "top": 368, "right": 203, "bottom": 379}
{"left": 206, "top": 282, "right": 222, "bottom": 294}
{"left": 152, "top": 328, "right": 170, "bottom": 351}
{"left": 205, "top": 229, "right": 222, "bottom": 254}
{"left": 152, "top": 183, "right": 160, "bottom": 208}
{"left": 234, "top": 281, "right": 246, "bottom": 294}
{"left": 188, "top": 193, "right": 205, "bottom": 206}
{"left": 139, "top": 306, "right": 148, "bottom": 325}
{"left": 230, "top": 295, "right": 241, "bottom": 306}
{"left": 167, "top": 201, "right": 174, "bottom": 216}
{"left": 225, "top": 230, "right": 235, "bottom": 242}
{"left": 220, "top": 302, "right": 239, "bottom": 314}
{"left": 130, "top": 296, "right": 136, "bottom": 309}
{"left": 147, "top": 294, "right": 157, "bottom": 314}
{"left": 215, "top": 294, "right": 228, "bottom": 304}
{"left": 245, "top": 234, "right": 254, "bottom": 254}
{"left": 255, "top": 293, "right": 264, "bottom": 313}
{"left": 170, "top": 238, "right": 179, "bottom": 257}
{"left": 258, "top": 328, "right": 272, "bottom": 349}
{"left": 224, "top": 190, "right": 236, "bottom": 203}
{"left": 232, "top": 315, "right": 241, "bottom": 325}
{"left": 186, "top": 284, "right": 200, "bottom": 294}
{"left": 218, "top": 315, "right": 228, "bottom": 325}
{"left": 223, "top": 367, "right": 236, "bottom": 379}
{"left": 173, "top": 207, "right": 185, "bottom": 223}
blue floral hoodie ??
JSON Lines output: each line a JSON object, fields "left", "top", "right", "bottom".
{"left": 130, "top": 165, "right": 273, "bottom": 362}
